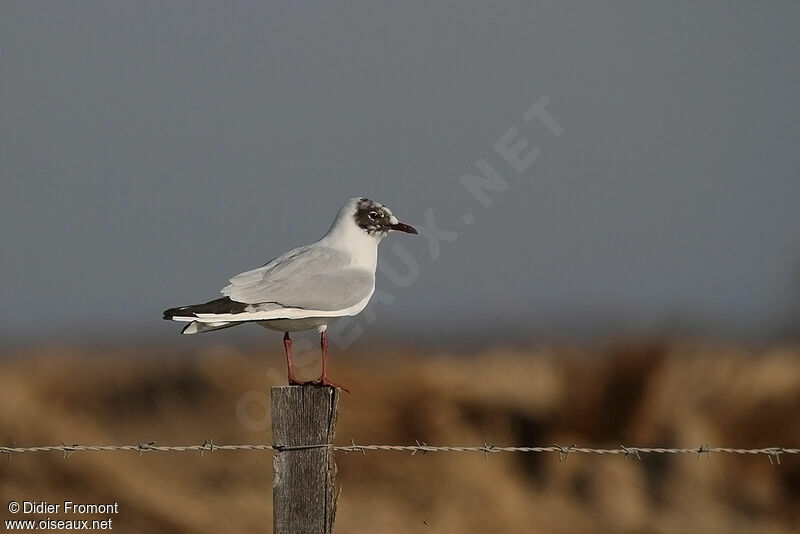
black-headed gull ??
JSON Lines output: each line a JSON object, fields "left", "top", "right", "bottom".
{"left": 164, "top": 197, "right": 417, "bottom": 390}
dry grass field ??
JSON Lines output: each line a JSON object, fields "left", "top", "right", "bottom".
{"left": 1, "top": 340, "right": 799, "bottom": 533}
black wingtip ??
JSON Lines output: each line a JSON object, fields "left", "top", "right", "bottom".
{"left": 163, "top": 307, "right": 186, "bottom": 320}
{"left": 163, "top": 298, "right": 247, "bottom": 321}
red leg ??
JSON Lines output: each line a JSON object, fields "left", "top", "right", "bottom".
{"left": 320, "top": 330, "right": 329, "bottom": 381}
{"left": 309, "top": 331, "right": 349, "bottom": 392}
{"left": 283, "top": 332, "right": 304, "bottom": 386}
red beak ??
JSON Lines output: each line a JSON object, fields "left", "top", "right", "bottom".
{"left": 390, "top": 222, "right": 418, "bottom": 234}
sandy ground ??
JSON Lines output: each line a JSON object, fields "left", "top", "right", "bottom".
{"left": 1, "top": 339, "right": 799, "bottom": 533}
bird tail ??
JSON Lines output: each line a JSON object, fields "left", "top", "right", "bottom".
{"left": 180, "top": 321, "right": 237, "bottom": 335}
{"left": 164, "top": 297, "right": 249, "bottom": 334}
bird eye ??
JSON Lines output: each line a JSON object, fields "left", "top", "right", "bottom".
{"left": 368, "top": 211, "right": 379, "bottom": 220}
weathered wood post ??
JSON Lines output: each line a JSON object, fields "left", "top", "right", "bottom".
{"left": 271, "top": 386, "right": 341, "bottom": 534}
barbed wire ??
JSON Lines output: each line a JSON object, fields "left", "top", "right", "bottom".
{"left": 1, "top": 441, "right": 797, "bottom": 464}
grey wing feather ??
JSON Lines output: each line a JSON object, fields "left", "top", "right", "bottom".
{"left": 221, "top": 246, "right": 374, "bottom": 311}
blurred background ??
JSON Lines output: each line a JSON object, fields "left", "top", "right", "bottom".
{"left": 1, "top": 2, "right": 798, "bottom": 533}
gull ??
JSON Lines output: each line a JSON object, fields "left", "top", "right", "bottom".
{"left": 163, "top": 197, "right": 417, "bottom": 391}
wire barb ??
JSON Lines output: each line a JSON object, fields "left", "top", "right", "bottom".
{"left": 766, "top": 447, "right": 784, "bottom": 466}
{"left": 345, "top": 438, "right": 366, "bottom": 455}
{"left": 200, "top": 439, "right": 214, "bottom": 458}
{"left": 137, "top": 441, "right": 157, "bottom": 455}
{"left": 60, "top": 441, "right": 78, "bottom": 460}
{"left": 621, "top": 445, "right": 642, "bottom": 461}
{"left": 411, "top": 440, "right": 429, "bottom": 456}
{"left": 697, "top": 443, "right": 711, "bottom": 461}
{"left": 554, "top": 444, "right": 575, "bottom": 462}
{"left": 1, "top": 441, "right": 13, "bottom": 463}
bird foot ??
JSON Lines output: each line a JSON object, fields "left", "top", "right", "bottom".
{"left": 287, "top": 375, "right": 305, "bottom": 387}
{"left": 305, "top": 377, "right": 350, "bottom": 393}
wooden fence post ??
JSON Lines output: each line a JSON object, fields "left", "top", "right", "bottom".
{"left": 271, "top": 386, "right": 341, "bottom": 534}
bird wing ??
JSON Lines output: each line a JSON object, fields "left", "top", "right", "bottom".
{"left": 221, "top": 245, "right": 374, "bottom": 312}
